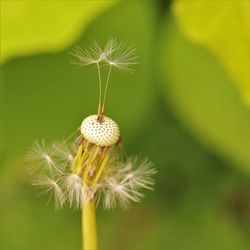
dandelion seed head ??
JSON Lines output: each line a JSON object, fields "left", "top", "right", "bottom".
{"left": 81, "top": 115, "right": 120, "bottom": 147}
{"left": 27, "top": 39, "right": 155, "bottom": 211}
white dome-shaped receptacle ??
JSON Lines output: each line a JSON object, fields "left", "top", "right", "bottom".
{"left": 80, "top": 115, "right": 120, "bottom": 147}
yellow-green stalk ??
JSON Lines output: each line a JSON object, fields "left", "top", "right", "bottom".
{"left": 82, "top": 199, "right": 97, "bottom": 250}
{"left": 72, "top": 114, "right": 120, "bottom": 249}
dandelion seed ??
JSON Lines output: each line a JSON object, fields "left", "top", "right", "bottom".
{"left": 52, "top": 142, "right": 75, "bottom": 169}
{"left": 71, "top": 38, "right": 138, "bottom": 115}
{"left": 126, "top": 158, "right": 156, "bottom": 190}
{"left": 71, "top": 40, "right": 114, "bottom": 67}
{"left": 32, "top": 175, "right": 65, "bottom": 210}
{"left": 62, "top": 173, "right": 84, "bottom": 208}
{"left": 104, "top": 39, "right": 138, "bottom": 73}
{"left": 99, "top": 157, "right": 156, "bottom": 209}
{"left": 70, "top": 44, "right": 98, "bottom": 66}
{"left": 26, "top": 140, "right": 60, "bottom": 174}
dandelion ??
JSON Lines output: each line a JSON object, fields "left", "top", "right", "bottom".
{"left": 27, "top": 39, "right": 155, "bottom": 250}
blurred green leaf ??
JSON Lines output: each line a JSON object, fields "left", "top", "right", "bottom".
{"left": 101, "top": 101, "right": 250, "bottom": 250}
{"left": 132, "top": 202, "right": 250, "bottom": 250}
{"left": 158, "top": 14, "right": 250, "bottom": 173}
{"left": 172, "top": 0, "right": 250, "bottom": 106}
{"left": 1, "top": 1, "right": 118, "bottom": 63}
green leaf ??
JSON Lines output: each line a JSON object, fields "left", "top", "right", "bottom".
{"left": 158, "top": 14, "right": 250, "bottom": 174}
{"left": 172, "top": 0, "right": 250, "bottom": 106}
{"left": 1, "top": 1, "right": 118, "bottom": 63}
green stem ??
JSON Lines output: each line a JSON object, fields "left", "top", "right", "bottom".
{"left": 82, "top": 199, "right": 98, "bottom": 250}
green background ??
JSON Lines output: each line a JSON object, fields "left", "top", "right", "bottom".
{"left": 1, "top": 1, "right": 250, "bottom": 250}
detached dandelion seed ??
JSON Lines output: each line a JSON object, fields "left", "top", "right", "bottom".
{"left": 27, "top": 38, "right": 155, "bottom": 250}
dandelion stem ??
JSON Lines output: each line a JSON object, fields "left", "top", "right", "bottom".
{"left": 82, "top": 199, "right": 98, "bottom": 250}
{"left": 101, "top": 65, "right": 112, "bottom": 114}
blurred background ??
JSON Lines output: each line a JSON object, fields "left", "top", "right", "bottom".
{"left": 1, "top": 1, "right": 250, "bottom": 250}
